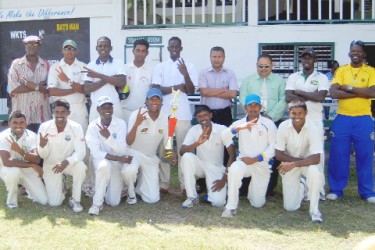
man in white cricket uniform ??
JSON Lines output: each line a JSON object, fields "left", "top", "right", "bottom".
{"left": 126, "top": 88, "right": 172, "bottom": 203}
{"left": 285, "top": 48, "right": 330, "bottom": 199}
{"left": 122, "top": 39, "right": 152, "bottom": 123}
{"left": 275, "top": 100, "right": 323, "bottom": 223}
{"left": 221, "top": 94, "right": 277, "bottom": 218}
{"left": 180, "top": 105, "right": 235, "bottom": 208}
{"left": 84, "top": 36, "right": 126, "bottom": 122}
{"left": 152, "top": 37, "right": 198, "bottom": 192}
{"left": 48, "top": 39, "right": 88, "bottom": 132}
{"left": 0, "top": 110, "right": 47, "bottom": 208}
{"left": 86, "top": 96, "right": 137, "bottom": 215}
{"left": 38, "top": 100, "right": 87, "bottom": 212}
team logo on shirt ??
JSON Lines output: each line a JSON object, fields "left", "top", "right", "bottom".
{"left": 158, "top": 129, "right": 163, "bottom": 134}
{"left": 310, "top": 80, "right": 318, "bottom": 86}
{"left": 141, "top": 128, "right": 148, "bottom": 133}
{"left": 112, "top": 133, "right": 117, "bottom": 139}
{"left": 65, "top": 135, "right": 71, "bottom": 141}
{"left": 371, "top": 132, "right": 374, "bottom": 141}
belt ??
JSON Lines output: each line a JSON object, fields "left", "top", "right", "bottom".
{"left": 211, "top": 106, "right": 231, "bottom": 113}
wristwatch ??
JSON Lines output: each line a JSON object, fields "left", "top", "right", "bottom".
{"left": 347, "top": 86, "right": 354, "bottom": 92}
{"left": 35, "top": 85, "right": 40, "bottom": 91}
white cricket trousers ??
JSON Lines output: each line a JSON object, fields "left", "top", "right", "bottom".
{"left": 92, "top": 158, "right": 137, "bottom": 207}
{"left": 159, "top": 120, "right": 191, "bottom": 190}
{"left": 312, "top": 120, "right": 326, "bottom": 195}
{"left": 181, "top": 153, "right": 226, "bottom": 206}
{"left": 225, "top": 160, "right": 271, "bottom": 210}
{"left": 124, "top": 152, "right": 160, "bottom": 203}
{"left": 0, "top": 166, "right": 48, "bottom": 205}
{"left": 43, "top": 161, "right": 87, "bottom": 206}
{"left": 281, "top": 165, "right": 322, "bottom": 216}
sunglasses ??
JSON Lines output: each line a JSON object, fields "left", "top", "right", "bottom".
{"left": 25, "top": 43, "right": 40, "bottom": 47}
{"left": 63, "top": 47, "right": 77, "bottom": 51}
{"left": 257, "top": 64, "right": 271, "bottom": 69}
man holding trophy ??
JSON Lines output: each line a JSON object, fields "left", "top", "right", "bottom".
{"left": 126, "top": 88, "right": 176, "bottom": 203}
{"left": 152, "top": 36, "right": 198, "bottom": 193}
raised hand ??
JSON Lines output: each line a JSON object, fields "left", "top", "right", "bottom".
{"left": 197, "top": 125, "right": 211, "bottom": 145}
{"left": 6, "top": 136, "right": 23, "bottom": 155}
{"left": 83, "top": 66, "right": 102, "bottom": 79}
{"left": 134, "top": 107, "right": 148, "bottom": 127}
{"left": 39, "top": 133, "right": 49, "bottom": 148}
{"left": 177, "top": 58, "right": 188, "bottom": 77}
{"left": 56, "top": 66, "right": 69, "bottom": 83}
{"left": 96, "top": 124, "right": 110, "bottom": 139}
{"left": 236, "top": 118, "right": 257, "bottom": 132}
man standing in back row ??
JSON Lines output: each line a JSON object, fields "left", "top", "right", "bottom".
{"left": 239, "top": 53, "right": 287, "bottom": 196}
{"left": 152, "top": 37, "right": 198, "bottom": 193}
{"left": 328, "top": 40, "right": 375, "bottom": 203}
{"left": 8, "top": 35, "right": 51, "bottom": 133}
{"left": 285, "top": 48, "right": 329, "bottom": 200}
{"left": 122, "top": 39, "right": 152, "bottom": 123}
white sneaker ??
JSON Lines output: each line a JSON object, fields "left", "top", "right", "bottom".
{"left": 69, "top": 197, "right": 83, "bottom": 213}
{"left": 366, "top": 197, "right": 375, "bottom": 204}
{"left": 6, "top": 202, "right": 18, "bottom": 209}
{"left": 311, "top": 213, "right": 323, "bottom": 223}
{"left": 88, "top": 205, "right": 103, "bottom": 216}
{"left": 221, "top": 208, "right": 237, "bottom": 218}
{"left": 126, "top": 196, "right": 137, "bottom": 205}
{"left": 326, "top": 193, "right": 338, "bottom": 201}
{"left": 182, "top": 195, "right": 199, "bottom": 208}
{"left": 320, "top": 192, "right": 326, "bottom": 201}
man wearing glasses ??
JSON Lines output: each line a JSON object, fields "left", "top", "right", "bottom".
{"left": 7, "top": 35, "right": 51, "bottom": 133}
{"left": 328, "top": 40, "right": 375, "bottom": 203}
{"left": 48, "top": 40, "right": 88, "bottom": 132}
{"left": 239, "top": 53, "right": 287, "bottom": 196}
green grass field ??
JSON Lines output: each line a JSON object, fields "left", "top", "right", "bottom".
{"left": 0, "top": 163, "right": 374, "bottom": 249}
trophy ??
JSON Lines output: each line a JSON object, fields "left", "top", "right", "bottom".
{"left": 165, "top": 88, "right": 180, "bottom": 159}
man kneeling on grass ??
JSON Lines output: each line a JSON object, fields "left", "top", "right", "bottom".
{"left": 275, "top": 100, "right": 323, "bottom": 223}
{"left": 180, "top": 105, "right": 235, "bottom": 208}
{"left": 221, "top": 94, "right": 277, "bottom": 218}
{"left": 0, "top": 110, "right": 47, "bottom": 209}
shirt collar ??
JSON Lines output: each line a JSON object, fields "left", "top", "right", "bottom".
{"left": 255, "top": 72, "right": 273, "bottom": 81}
{"left": 96, "top": 55, "right": 113, "bottom": 65}
{"left": 18, "top": 55, "right": 47, "bottom": 67}
{"left": 207, "top": 66, "right": 227, "bottom": 73}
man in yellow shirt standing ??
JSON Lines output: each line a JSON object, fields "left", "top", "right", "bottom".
{"left": 328, "top": 40, "right": 375, "bottom": 203}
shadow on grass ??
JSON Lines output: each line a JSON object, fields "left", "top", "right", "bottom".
{"left": 0, "top": 158, "right": 374, "bottom": 239}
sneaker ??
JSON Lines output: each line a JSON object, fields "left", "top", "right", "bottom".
{"left": 366, "top": 197, "right": 375, "bottom": 204}
{"left": 182, "top": 195, "right": 199, "bottom": 208}
{"left": 326, "top": 193, "right": 338, "bottom": 201}
{"left": 82, "top": 185, "right": 94, "bottom": 198}
{"left": 311, "top": 213, "right": 323, "bottom": 223}
{"left": 6, "top": 202, "right": 18, "bottom": 209}
{"left": 69, "top": 197, "right": 83, "bottom": 213}
{"left": 126, "top": 196, "right": 137, "bottom": 205}
{"left": 88, "top": 205, "right": 103, "bottom": 216}
{"left": 320, "top": 192, "right": 326, "bottom": 201}
{"left": 221, "top": 208, "right": 237, "bottom": 218}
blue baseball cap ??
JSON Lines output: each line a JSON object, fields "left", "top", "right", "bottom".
{"left": 245, "top": 94, "right": 261, "bottom": 106}
{"left": 146, "top": 88, "right": 163, "bottom": 99}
